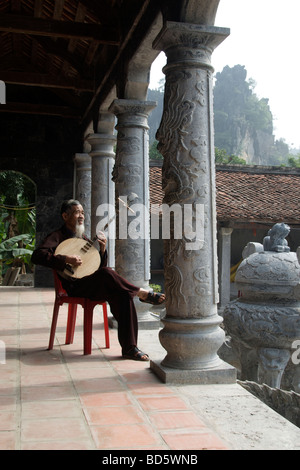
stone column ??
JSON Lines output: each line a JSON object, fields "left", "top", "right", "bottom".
{"left": 87, "top": 112, "right": 116, "bottom": 268}
{"left": 218, "top": 227, "right": 233, "bottom": 309}
{"left": 151, "top": 22, "right": 236, "bottom": 383}
{"left": 74, "top": 153, "right": 92, "bottom": 238}
{"left": 109, "top": 99, "right": 158, "bottom": 328}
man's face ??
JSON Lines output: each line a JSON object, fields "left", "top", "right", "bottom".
{"left": 62, "top": 204, "right": 85, "bottom": 232}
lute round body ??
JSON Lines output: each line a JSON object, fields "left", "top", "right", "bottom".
{"left": 55, "top": 237, "right": 101, "bottom": 280}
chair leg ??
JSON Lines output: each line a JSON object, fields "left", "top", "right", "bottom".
{"left": 83, "top": 304, "right": 93, "bottom": 355}
{"left": 65, "top": 304, "right": 78, "bottom": 344}
{"left": 102, "top": 303, "right": 110, "bottom": 349}
{"left": 48, "top": 302, "right": 60, "bottom": 350}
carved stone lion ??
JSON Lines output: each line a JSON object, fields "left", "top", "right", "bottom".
{"left": 263, "top": 222, "right": 290, "bottom": 253}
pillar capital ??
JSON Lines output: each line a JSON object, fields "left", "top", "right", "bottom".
{"left": 109, "top": 99, "right": 157, "bottom": 129}
{"left": 220, "top": 227, "right": 233, "bottom": 236}
{"left": 153, "top": 21, "right": 229, "bottom": 69}
{"left": 87, "top": 133, "right": 116, "bottom": 160}
{"left": 74, "top": 153, "right": 91, "bottom": 170}
{"left": 96, "top": 111, "right": 116, "bottom": 134}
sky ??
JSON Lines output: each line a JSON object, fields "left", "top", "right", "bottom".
{"left": 150, "top": 0, "right": 300, "bottom": 149}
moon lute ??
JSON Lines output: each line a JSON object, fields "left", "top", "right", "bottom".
{"left": 55, "top": 236, "right": 101, "bottom": 280}
{"left": 55, "top": 198, "right": 134, "bottom": 280}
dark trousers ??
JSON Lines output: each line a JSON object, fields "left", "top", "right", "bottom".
{"left": 63, "top": 267, "right": 140, "bottom": 354}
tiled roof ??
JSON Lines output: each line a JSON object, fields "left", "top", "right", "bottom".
{"left": 149, "top": 164, "right": 300, "bottom": 224}
{"left": 149, "top": 165, "right": 163, "bottom": 210}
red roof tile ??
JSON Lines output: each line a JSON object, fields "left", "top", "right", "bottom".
{"left": 149, "top": 164, "right": 300, "bottom": 224}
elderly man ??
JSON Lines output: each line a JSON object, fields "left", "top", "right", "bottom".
{"left": 32, "top": 199, "right": 165, "bottom": 361}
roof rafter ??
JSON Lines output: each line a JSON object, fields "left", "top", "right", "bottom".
{"left": 0, "top": 0, "right": 162, "bottom": 124}
{"left": 1, "top": 70, "right": 95, "bottom": 91}
{"left": 0, "top": 13, "right": 120, "bottom": 45}
{"left": 0, "top": 101, "right": 81, "bottom": 118}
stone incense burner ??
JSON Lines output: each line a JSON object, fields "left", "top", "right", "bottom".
{"left": 223, "top": 223, "right": 300, "bottom": 389}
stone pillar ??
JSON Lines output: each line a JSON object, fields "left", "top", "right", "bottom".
{"left": 151, "top": 22, "right": 236, "bottom": 383}
{"left": 74, "top": 153, "right": 92, "bottom": 238}
{"left": 87, "top": 112, "right": 116, "bottom": 268}
{"left": 218, "top": 227, "right": 233, "bottom": 309}
{"left": 109, "top": 99, "right": 158, "bottom": 328}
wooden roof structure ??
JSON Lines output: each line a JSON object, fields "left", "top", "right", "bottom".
{"left": 0, "top": 0, "right": 171, "bottom": 131}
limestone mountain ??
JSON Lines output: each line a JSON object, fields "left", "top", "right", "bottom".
{"left": 213, "top": 65, "right": 289, "bottom": 165}
{"left": 148, "top": 65, "right": 290, "bottom": 165}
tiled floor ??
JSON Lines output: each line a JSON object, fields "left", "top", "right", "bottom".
{"left": 0, "top": 287, "right": 230, "bottom": 450}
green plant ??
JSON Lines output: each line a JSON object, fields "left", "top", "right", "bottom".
{"left": 287, "top": 153, "right": 300, "bottom": 168}
{"left": 0, "top": 171, "right": 36, "bottom": 282}
{"left": 0, "top": 233, "right": 35, "bottom": 275}
{"left": 215, "top": 147, "right": 246, "bottom": 165}
{"left": 149, "top": 283, "right": 162, "bottom": 293}
{"left": 149, "top": 140, "right": 163, "bottom": 160}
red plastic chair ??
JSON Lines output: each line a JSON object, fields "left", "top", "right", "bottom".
{"left": 48, "top": 271, "right": 110, "bottom": 355}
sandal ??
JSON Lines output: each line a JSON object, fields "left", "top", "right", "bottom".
{"left": 122, "top": 347, "right": 149, "bottom": 362}
{"left": 139, "top": 291, "right": 165, "bottom": 306}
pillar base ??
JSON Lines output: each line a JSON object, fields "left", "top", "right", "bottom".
{"left": 137, "top": 315, "right": 160, "bottom": 330}
{"left": 150, "top": 359, "right": 236, "bottom": 385}
{"left": 108, "top": 315, "right": 160, "bottom": 330}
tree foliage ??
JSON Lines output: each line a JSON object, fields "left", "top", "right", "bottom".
{"left": 287, "top": 153, "right": 300, "bottom": 167}
{"left": 0, "top": 171, "right": 36, "bottom": 279}
{"left": 0, "top": 171, "right": 36, "bottom": 207}
{"left": 215, "top": 148, "right": 246, "bottom": 165}
{"left": 149, "top": 140, "right": 163, "bottom": 160}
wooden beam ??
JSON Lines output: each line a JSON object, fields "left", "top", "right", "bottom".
{"left": 0, "top": 101, "right": 81, "bottom": 118}
{"left": 53, "top": 0, "right": 65, "bottom": 20}
{"left": 32, "top": 36, "right": 87, "bottom": 74}
{"left": 0, "top": 71, "right": 95, "bottom": 91}
{"left": 0, "top": 13, "right": 120, "bottom": 45}
{"left": 34, "top": 0, "right": 43, "bottom": 18}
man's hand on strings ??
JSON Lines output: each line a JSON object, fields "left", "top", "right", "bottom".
{"left": 65, "top": 255, "right": 82, "bottom": 266}
{"left": 97, "top": 231, "right": 107, "bottom": 255}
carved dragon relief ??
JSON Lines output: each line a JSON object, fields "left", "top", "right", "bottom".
{"left": 163, "top": 236, "right": 187, "bottom": 313}
{"left": 157, "top": 69, "right": 210, "bottom": 205}
{"left": 165, "top": 263, "right": 187, "bottom": 312}
{"left": 156, "top": 77, "right": 195, "bottom": 205}
{"left": 157, "top": 68, "right": 213, "bottom": 316}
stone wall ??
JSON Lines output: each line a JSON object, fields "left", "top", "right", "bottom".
{"left": 0, "top": 113, "right": 81, "bottom": 287}
{"left": 239, "top": 381, "right": 300, "bottom": 428}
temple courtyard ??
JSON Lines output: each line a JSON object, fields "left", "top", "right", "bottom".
{"left": 0, "top": 286, "right": 300, "bottom": 451}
